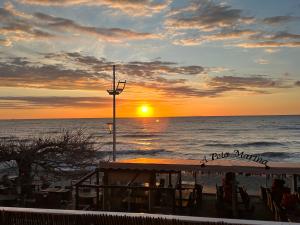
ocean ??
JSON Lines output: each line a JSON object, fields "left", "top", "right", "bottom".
{"left": 0, "top": 116, "right": 300, "bottom": 163}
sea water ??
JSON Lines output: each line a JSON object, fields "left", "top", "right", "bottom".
{"left": 0, "top": 116, "right": 299, "bottom": 163}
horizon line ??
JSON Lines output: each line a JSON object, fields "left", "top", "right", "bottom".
{"left": 1, "top": 114, "right": 299, "bottom": 121}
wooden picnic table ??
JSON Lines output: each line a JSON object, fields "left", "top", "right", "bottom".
{"left": 41, "top": 187, "right": 72, "bottom": 201}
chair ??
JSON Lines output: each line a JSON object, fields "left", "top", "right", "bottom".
{"left": 273, "top": 200, "right": 287, "bottom": 221}
{"left": 187, "top": 184, "right": 202, "bottom": 206}
{"left": 266, "top": 189, "right": 274, "bottom": 213}
{"left": 216, "top": 185, "right": 223, "bottom": 203}
{"left": 238, "top": 187, "right": 250, "bottom": 210}
{"left": 260, "top": 186, "right": 267, "bottom": 203}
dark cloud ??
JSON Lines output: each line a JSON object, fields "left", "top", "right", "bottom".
{"left": 209, "top": 75, "right": 287, "bottom": 88}
{"left": 0, "top": 56, "right": 109, "bottom": 90}
{"left": 263, "top": 16, "right": 300, "bottom": 25}
{"left": 0, "top": 96, "right": 172, "bottom": 109}
{"left": 0, "top": 53, "right": 295, "bottom": 99}
{"left": 165, "top": 0, "right": 254, "bottom": 31}
{"left": 0, "top": 53, "right": 204, "bottom": 93}
{"left": 118, "top": 61, "right": 204, "bottom": 80}
{"left": 0, "top": 96, "right": 110, "bottom": 109}
{"left": 138, "top": 82, "right": 247, "bottom": 97}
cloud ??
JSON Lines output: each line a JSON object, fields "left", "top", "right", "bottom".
{"left": 208, "top": 75, "right": 287, "bottom": 89}
{"left": 165, "top": 0, "right": 254, "bottom": 32}
{"left": 0, "top": 6, "right": 55, "bottom": 43}
{"left": 165, "top": 1, "right": 300, "bottom": 50}
{"left": 255, "top": 59, "right": 269, "bottom": 65}
{"left": 264, "top": 48, "right": 280, "bottom": 53}
{"left": 18, "top": 0, "right": 171, "bottom": 17}
{"left": 0, "top": 96, "right": 111, "bottom": 109}
{"left": 138, "top": 82, "right": 246, "bottom": 97}
{"left": 34, "top": 12, "right": 161, "bottom": 42}
{"left": 263, "top": 16, "right": 300, "bottom": 25}
{"left": 173, "top": 29, "right": 257, "bottom": 46}
{"left": 234, "top": 31, "right": 300, "bottom": 49}
{"left": 0, "top": 52, "right": 295, "bottom": 99}
{"left": 0, "top": 4, "right": 160, "bottom": 47}
{"left": 249, "top": 31, "right": 300, "bottom": 41}
{"left": 0, "top": 38, "right": 12, "bottom": 47}
{"left": 0, "top": 55, "right": 112, "bottom": 90}
{"left": 236, "top": 41, "right": 300, "bottom": 48}
{"left": 0, "top": 53, "right": 205, "bottom": 93}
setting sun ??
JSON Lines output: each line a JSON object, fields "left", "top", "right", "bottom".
{"left": 137, "top": 105, "right": 153, "bottom": 117}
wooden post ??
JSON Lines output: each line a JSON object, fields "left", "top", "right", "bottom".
{"left": 75, "top": 186, "right": 79, "bottom": 210}
{"left": 232, "top": 175, "right": 238, "bottom": 218}
{"left": 179, "top": 172, "right": 182, "bottom": 209}
{"left": 148, "top": 187, "right": 151, "bottom": 212}
{"left": 168, "top": 173, "right": 172, "bottom": 187}
{"left": 292, "top": 174, "right": 298, "bottom": 193}
{"left": 103, "top": 171, "right": 108, "bottom": 210}
{"left": 148, "top": 171, "right": 156, "bottom": 212}
{"left": 172, "top": 188, "right": 176, "bottom": 214}
{"left": 96, "top": 169, "right": 100, "bottom": 210}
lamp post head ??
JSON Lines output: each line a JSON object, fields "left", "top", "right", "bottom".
{"left": 107, "top": 80, "right": 126, "bottom": 95}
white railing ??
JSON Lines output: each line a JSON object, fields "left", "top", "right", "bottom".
{"left": 0, "top": 207, "right": 297, "bottom": 225}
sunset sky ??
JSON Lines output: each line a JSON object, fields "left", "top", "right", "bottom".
{"left": 0, "top": 0, "right": 300, "bottom": 119}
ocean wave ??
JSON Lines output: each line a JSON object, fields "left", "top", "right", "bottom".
{"left": 205, "top": 141, "right": 285, "bottom": 148}
{"left": 97, "top": 149, "right": 171, "bottom": 156}
{"left": 121, "top": 134, "right": 161, "bottom": 138}
{"left": 278, "top": 126, "right": 300, "bottom": 130}
{"left": 258, "top": 152, "right": 291, "bottom": 158}
{"left": 42, "top": 130, "right": 61, "bottom": 134}
{"left": 0, "top": 136, "right": 16, "bottom": 140}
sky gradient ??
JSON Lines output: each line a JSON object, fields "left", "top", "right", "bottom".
{"left": 0, "top": 0, "right": 300, "bottom": 119}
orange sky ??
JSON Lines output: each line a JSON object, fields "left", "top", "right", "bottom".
{"left": 1, "top": 88, "right": 299, "bottom": 120}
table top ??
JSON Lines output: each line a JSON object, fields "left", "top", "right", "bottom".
{"left": 79, "top": 192, "right": 98, "bottom": 198}
{"left": 41, "top": 188, "right": 70, "bottom": 193}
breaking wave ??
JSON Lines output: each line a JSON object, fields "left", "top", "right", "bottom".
{"left": 97, "top": 149, "right": 172, "bottom": 156}
{"left": 259, "top": 152, "right": 290, "bottom": 158}
{"left": 258, "top": 151, "right": 300, "bottom": 158}
{"left": 205, "top": 141, "right": 285, "bottom": 148}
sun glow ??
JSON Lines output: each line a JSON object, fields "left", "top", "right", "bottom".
{"left": 137, "top": 104, "right": 153, "bottom": 117}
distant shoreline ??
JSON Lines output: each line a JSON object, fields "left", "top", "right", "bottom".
{"left": 0, "top": 114, "right": 299, "bottom": 122}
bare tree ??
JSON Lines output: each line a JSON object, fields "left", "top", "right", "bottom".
{"left": 0, "top": 130, "right": 97, "bottom": 195}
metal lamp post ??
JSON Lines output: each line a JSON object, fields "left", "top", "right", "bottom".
{"left": 107, "top": 65, "right": 126, "bottom": 161}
